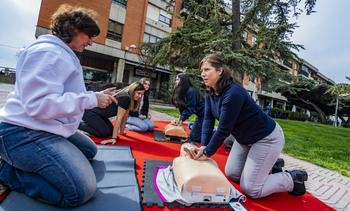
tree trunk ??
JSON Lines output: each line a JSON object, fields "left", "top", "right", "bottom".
{"left": 231, "top": 0, "right": 243, "bottom": 80}
{"left": 231, "top": 0, "right": 241, "bottom": 50}
{"left": 296, "top": 96, "right": 327, "bottom": 124}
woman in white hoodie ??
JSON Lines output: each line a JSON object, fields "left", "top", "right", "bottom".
{"left": 0, "top": 5, "right": 116, "bottom": 207}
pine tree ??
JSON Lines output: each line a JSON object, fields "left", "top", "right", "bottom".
{"left": 139, "top": 0, "right": 317, "bottom": 95}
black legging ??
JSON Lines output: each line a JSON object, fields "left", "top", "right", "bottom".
{"left": 78, "top": 103, "right": 117, "bottom": 138}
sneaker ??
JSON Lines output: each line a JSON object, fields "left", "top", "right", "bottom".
{"left": 287, "top": 170, "right": 308, "bottom": 196}
{"left": 271, "top": 158, "right": 285, "bottom": 174}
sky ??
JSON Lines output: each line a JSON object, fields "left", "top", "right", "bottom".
{"left": 0, "top": 0, "right": 349, "bottom": 84}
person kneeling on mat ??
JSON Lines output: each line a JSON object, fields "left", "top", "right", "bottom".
{"left": 0, "top": 5, "right": 117, "bottom": 207}
{"left": 185, "top": 54, "right": 308, "bottom": 199}
{"left": 79, "top": 82, "right": 145, "bottom": 145}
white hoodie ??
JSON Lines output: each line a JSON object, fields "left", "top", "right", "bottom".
{"left": 0, "top": 34, "right": 98, "bottom": 137}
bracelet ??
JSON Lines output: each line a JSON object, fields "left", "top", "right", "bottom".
{"left": 112, "top": 137, "right": 117, "bottom": 140}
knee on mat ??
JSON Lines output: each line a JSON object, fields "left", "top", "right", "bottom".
{"left": 240, "top": 184, "right": 262, "bottom": 199}
{"left": 60, "top": 181, "right": 97, "bottom": 207}
{"left": 96, "top": 132, "right": 112, "bottom": 139}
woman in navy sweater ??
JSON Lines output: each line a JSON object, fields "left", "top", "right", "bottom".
{"left": 171, "top": 73, "right": 205, "bottom": 143}
{"left": 186, "top": 54, "right": 308, "bottom": 198}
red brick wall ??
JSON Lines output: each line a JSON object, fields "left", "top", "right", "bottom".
{"left": 172, "top": 0, "right": 184, "bottom": 30}
{"left": 122, "top": 0, "right": 148, "bottom": 51}
{"left": 37, "top": 0, "right": 111, "bottom": 45}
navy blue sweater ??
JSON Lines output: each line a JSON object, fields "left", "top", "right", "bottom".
{"left": 202, "top": 83, "right": 276, "bottom": 157}
{"left": 179, "top": 87, "right": 205, "bottom": 121}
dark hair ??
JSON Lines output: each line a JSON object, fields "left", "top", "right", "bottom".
{"left": 125, "top": 81, "right": 145, "bottom": 111}
{"left": 50, "top": 4, "right": 100, "bottom": 43}
{"left": 171, "top": 73, "right": 203, "bottom": 110}
{"left": 200, "top": 54, "right": 241, "bottom": 95}
{"left": 140, "top": 77, "right": 151, "bottom": 96}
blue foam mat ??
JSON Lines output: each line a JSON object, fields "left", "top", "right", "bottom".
{"left": 0, "top": 145, "right": 141, "bottom": 211}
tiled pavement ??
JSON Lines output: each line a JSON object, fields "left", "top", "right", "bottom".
{"left": 0, "top": 84, "right": 349, "bottom": 211}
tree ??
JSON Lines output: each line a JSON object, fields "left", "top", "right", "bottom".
{"left": 272, "top": 77, "right": 334, "bottom": 124}
{"left": 325, "top": 83, "right": 350, "bottom": 127}
{"left": 139, "top": 0, "right": 317, "bottom": 89}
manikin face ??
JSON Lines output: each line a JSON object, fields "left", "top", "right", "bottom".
{"left": 175, "top": 76, "right": 180, "bottom": 86}
{"left": 68, "top": 30, "right": 93, "bottom": 52}
{"left": 200, "top": 61, "right": 223, "bottom": 90}
{"left": 133, "top": 90, "right": 145, "bottom": 101}
{"left": 143, "top": 81, "right": 151, "bottom": 91}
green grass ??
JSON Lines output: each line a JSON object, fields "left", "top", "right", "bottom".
{"left": 151, "top": 107, "right": 350, "bottom": 176}
{"left": 275, "top": 119, "right": 350, "bottom": 176}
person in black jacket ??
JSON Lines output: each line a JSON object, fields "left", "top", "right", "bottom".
{"left": 79, "top": 82, "right": 145, "bottom": 144}
{"left": 171, "top": 73, "right": 205, "bottom": 143}
{"left": 125, "top": 77, "right": 155, "bottom": 132}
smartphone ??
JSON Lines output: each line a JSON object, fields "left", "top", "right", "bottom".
{"left": 112, "top": 86, "right": 129, "bottom": 97}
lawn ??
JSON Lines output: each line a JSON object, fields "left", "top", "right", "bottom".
{"left": 150, "top": 107, "right": 350, "bottom": 177}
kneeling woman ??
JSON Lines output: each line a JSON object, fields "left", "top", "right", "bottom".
{"left": 186, "top": 54, "right": 308, "bottom": 199}
{"left": 79, "top": 82, "right": 145, "bottom": 144}
{"left": 171, "top": 73, "right": 204, "bottom": 143}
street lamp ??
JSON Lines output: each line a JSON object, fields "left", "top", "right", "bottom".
{"left": 114, "top": 44, "right": 136, "bottom": 83}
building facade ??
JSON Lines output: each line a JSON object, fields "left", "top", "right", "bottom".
{"left": 35, "top": 0, "right": 335, "bottom": 110}
{"left": 36, "top": 0, "right": 180, "bottom": 99}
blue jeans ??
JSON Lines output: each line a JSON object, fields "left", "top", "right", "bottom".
{"left": 125, "top": 116, "right": 155, "bottom": 132}
{"left": 189, "top": 115, "right": 204, "bottom": 142}
{"left": 0, "top": 122, "right": 98, "bottom": 207}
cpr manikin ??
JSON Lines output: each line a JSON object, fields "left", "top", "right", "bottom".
{"left": 171, "top": 143, "right": 243, "bottom": 203}
{"left": 163, "top": 123, "right": 188, "bottom": 142}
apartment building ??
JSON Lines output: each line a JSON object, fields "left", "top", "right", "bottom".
{"left": 36, "top": 0, "right": 180, "bottom": 98}
{"left": 35, "top": 0, "right": 334, "bottom": 109}
{"left": 241, "top": 31, "right": 335, "bottom": 111}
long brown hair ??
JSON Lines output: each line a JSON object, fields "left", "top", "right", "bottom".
{"left": 139, "top": 77, "right": 151, "bottom": 96}
{"left": 124, "top": 82, "right": 145, "bottom": 111}
{"left": 200, "top": 54, "right": 241, "bottom": 95}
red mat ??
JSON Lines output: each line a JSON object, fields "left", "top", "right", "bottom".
{"left": 93, "top": 121, "right": 334, "bottom": 211}
{"left": 0, "top": 121, "right": 334, "bottom": 211}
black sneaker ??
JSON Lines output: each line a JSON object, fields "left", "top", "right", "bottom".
{"left": 287, "top": 170, "right": 308, "bottom": 196}
{"left": 271, "top": 158, "right": 284, "bottom": 174}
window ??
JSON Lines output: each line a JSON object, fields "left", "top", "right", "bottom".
{"left": 252, "top": 35, "right": 257, "bottom": 45}
{"left": 143, "top": 33, "right": 161, "bottom": 43}
{"left": 159, "top": 14, "right": 171, "bottom": 26}
{"left": 107, "top": 20, "right": 123, "bottom": 42}
{"left": 243, "top": 31, "right": 248, "bottom": 41}
{"left": 112, "top": 0, "right": 127, "bottom": 9}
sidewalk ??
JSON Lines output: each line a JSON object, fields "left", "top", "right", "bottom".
{"left": 149, "top": 104, "right": 350, "bottom": 211}
{"left": 0, "top": 84, "right": 349, "bottom": 210}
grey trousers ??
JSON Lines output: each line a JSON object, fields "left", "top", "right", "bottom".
{"left": 225, "top": 123, "right": 294, "bottom": 199}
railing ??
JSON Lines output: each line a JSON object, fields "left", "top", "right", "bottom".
{"left": 298, "top": 69, "right": 309, "bottom": 77}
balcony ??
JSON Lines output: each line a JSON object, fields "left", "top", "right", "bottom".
{"left": 298, "top": 69, "right": 309, "bottom": 77}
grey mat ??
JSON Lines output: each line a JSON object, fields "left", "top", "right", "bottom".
{"left": 0, "top": 145, "right": 142, "bottom": 211}
{"left": 141, "top": 159, "right": 229, "bottom": 209}
{"left": 153, "top": 130, "right": 198, "bottom": 145}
